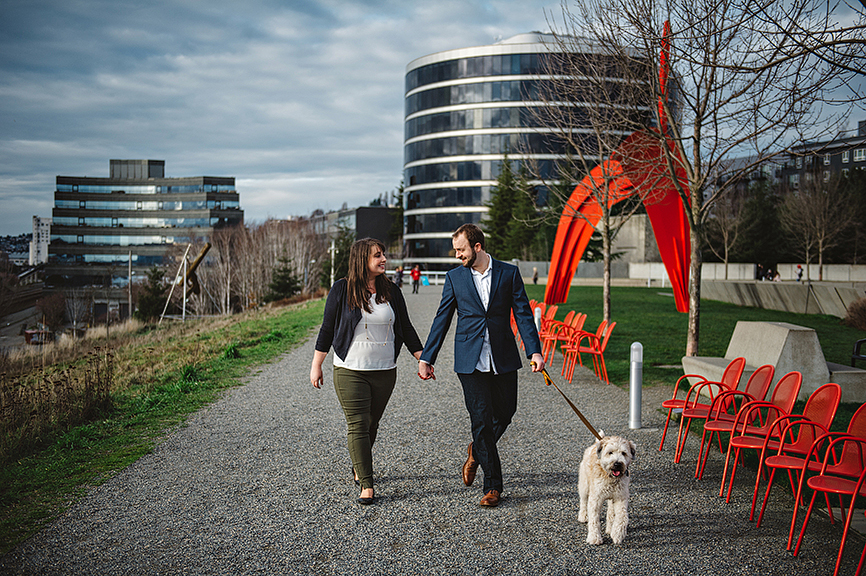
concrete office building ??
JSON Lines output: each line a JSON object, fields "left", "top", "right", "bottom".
{"left": 48, "top": 159, "right": 243, "bottom": 288}
{"left": 403, "top": 32, "right": 634, "bottom": 270}
{"left": 780, "top": 120, "right": 866, "bottom": 190}
{"left": 29, "top": 215, "right": 52, "bottom": 266}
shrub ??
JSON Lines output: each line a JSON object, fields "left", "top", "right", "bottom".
{"left": 843, "top": 298, "right": 866, "bottom": 331}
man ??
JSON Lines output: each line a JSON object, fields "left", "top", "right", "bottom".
{"left": 419, "top": 223, "right": 544, "bottom": 507}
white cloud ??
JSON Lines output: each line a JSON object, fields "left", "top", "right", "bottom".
{"left": 0, "top": 0, "right": 557, "bottom": 235}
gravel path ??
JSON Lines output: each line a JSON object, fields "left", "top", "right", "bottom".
{"left": 2, "top": 284, "right": 862, "bottom": 575}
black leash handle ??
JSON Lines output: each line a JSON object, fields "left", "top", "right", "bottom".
{"left": 535, "top": 364, "right": 603, "bottom": 441}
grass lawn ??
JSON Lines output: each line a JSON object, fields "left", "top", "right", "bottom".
{"left": 524, "top": 284, "right": 863, "bottom": 389}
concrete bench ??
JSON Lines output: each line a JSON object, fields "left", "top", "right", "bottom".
{"left": 681, "top": 321, "right": 866, "bottom": 403}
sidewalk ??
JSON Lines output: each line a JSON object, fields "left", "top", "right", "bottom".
{"left": 1, "top": 284, "right": 862, "bottom": 575}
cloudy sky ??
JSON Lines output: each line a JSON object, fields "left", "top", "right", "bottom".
{"left": 0, "top": 0, "right": 565, "bottom": 237}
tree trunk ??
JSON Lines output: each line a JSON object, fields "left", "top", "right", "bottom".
{"left": 686, "top": 218, "right": 702, "bottom": 357}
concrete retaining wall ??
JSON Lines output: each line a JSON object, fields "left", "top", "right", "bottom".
{"left": 702, "top": 280, "right": 866, "bottom": 318}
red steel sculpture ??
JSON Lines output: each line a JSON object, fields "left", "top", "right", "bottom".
{"left": 544, "top": 21, "right": 691, "bottom": 312}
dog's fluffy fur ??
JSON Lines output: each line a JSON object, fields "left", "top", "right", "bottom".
{"left": 578, "top": 435, "right": 636, "bottom": 545}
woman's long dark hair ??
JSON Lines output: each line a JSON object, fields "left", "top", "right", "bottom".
{"left": 346, "top": 238, "right": 391, "bottom": 313}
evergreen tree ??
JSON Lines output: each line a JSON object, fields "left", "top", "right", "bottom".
{"left": 732, "top": 183, "right": 783, "bottom": 267}
{"left": 264, "top": 256, "right": 301, "bottom": 303}
{"left": 483, "top": 156, "right": 518, "bottom": 257}
{"left": 134, "top": 266, "right": 168, "bottom": 322}
{"left": 504, "top": 164, "right": 538, "bottom": 260}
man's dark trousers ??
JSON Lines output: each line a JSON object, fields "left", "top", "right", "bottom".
{"left": 457, "top": 369, "right": 518, "bottom": 494}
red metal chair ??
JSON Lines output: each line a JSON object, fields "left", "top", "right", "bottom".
{"left": 792, "top": 434, "right": 866, "bottom": 556}
{"left": 724, "top": 382, "right": 839, "bottom": 523}
{"left": 834, "top": 467, "right": 866, "bottom": 576}
{"left": 561, "top": 320, "right": 606, "bottom": 381}
{"left": 658, "top": 357, "right": 745, "bottom": 453}
{"left": 688, "top": 364, "right": 775, "bottom": 476}
{"left": 758, "top": 401, "right": 866, "bottom": 529}
{"left": 541, "top": 311, "right": 583, "bottom": 365}
{"left": 717, "top": 371, "right": 803, "bottom": 497}
{"left": 569, "top": 321, "right": 616, "bottom": 384}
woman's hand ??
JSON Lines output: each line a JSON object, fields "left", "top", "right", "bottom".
{"left": 310, "top": 350, "right": 327, "bottom": 388}
{"left": 310, "top": 364, "right": 324, "bottom": 388}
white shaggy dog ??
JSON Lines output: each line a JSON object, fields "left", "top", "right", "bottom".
{"left": 578, "top": 435, "right": 636, "bottom": 545}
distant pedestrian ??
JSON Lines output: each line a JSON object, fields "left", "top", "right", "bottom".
{"left": 410, "top": 265, "right": 421, "bottom": 294}
{"left": 310, "top": 238, "right": 423, "bottom": 505}
{"left": 796, "top": 265, "right": 803, "bottom": 282}
{"left": 393, "top": 266, "right": 403, "bottom": 288}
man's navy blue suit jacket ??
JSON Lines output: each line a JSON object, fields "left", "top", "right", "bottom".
{"left": 420, "top": 258, "right": 542, "bottom": 374}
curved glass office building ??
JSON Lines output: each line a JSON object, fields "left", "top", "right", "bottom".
{"left": 404, "top": 32, "right": 598, "bottom": 269}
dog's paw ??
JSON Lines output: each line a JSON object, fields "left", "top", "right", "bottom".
{"left": 586, "top": 534, "right": 603, "bottom": 545}
{"left": 577, "top": 511, "right": 587, "bottom": 523}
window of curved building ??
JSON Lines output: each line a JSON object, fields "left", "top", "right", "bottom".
{"left": 406, "top": 187, "right": 487, "bottom": 209}
{"left": 405, "top": 237, "right": 459, "bottom": 261}
{"left": 405, "top": 80, "right": 547, "bottom": 116}
{"left": 405, "top": 133, "right": 580, "bottom": 164}
{"left": 406, "top": 107, "right": 583, "bottom": 140}
{"left": 405, "top": 159, "right": 561, "bottom": 186}
{"left": 405, "top": 211, "right": 484, "bottom": 234}
{"left": 406, "top": 53, "right": 563, "bottom": 92}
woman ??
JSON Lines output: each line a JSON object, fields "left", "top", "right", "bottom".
{"left": 310, "top": 238, "right": 423, "bottom": 505}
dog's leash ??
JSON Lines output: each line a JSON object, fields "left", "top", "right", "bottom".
{"left": 534, "top": 363, "right": 603, "bottom": 441}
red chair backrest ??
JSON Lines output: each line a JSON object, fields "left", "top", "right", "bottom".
{"left": 786, "top": 383, "right": 842, "bottom": 450}
{"left": 743, "top": 365, "right": 775, "bottom": 401}
{"left": 847, "top": 402, "right": 866, "bottom": 438}
{"left": 571, "top": 313, "right": 587, "bottom": 332}
{"left": 770, "top": 371, "right": 803, "bottom": 414}
{"left": 598, "top": 321, "right": 616, "bottom": 352}
{"left": 562, "top": 310, "right": 576, "bottom": 325}
{"left": 801, "top": 383, "right": 841, "bottom": 430}
{"left": 720, "top": 357, "right": 747, "bottom": 391}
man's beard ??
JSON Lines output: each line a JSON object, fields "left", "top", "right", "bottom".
{"left": 461, "top": 251, "right": 477, "bottom": 268}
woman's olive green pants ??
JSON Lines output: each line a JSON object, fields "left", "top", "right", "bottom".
{"left": 332, "top": 367, "right": 397, "bottom": 490}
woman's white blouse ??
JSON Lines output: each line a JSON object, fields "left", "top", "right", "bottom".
{"left": 333, "top": 294, "right": 396, "bottom": 370}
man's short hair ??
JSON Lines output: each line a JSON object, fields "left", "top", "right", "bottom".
{"left": 453, "top": 223, "right": 485, "bottom": 250}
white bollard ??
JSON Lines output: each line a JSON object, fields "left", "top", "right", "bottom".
{"left": 629, "top": 342, "right": 643, "bottom": 429}
{"left": 534, "top": 306, "right": 542, "bottom": 333}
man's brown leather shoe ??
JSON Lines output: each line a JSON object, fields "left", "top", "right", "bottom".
{"left": 462, "top": 442, "right": 479, "bottom": 486}
{"left": 479, "top": 489, "right": 501, "bottom": 507}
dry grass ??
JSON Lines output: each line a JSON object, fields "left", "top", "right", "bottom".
{"left": 0, "top": 298, "right": 319, "bottom": 463}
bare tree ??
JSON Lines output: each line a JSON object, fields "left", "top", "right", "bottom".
{"left": 547, "top": 0, "right": 865, "bottom": 355}
{"left": 703, "top": 185, "right": 746, "bottom": 279}
{"left": 778, "top": 175, "right": 855, "bottom": 281}
{"left": 528, "top": 34, "right": 652, "bottom": 323}
{"left": 65, "top": 287, "right": 92, "bottom": 336}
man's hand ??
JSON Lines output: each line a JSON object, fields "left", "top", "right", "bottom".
{"left": 418, "top": 360, "right": 436, "bottom": 380}
{"left": 530, "top": 353, "right": 545, "bottom": 373}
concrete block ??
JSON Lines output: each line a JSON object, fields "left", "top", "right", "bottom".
{"left": 725, "top": 321, "right": 830, "bottom": 400}
{"left": 827, "top": 362, "right": 866, "bottom": 404}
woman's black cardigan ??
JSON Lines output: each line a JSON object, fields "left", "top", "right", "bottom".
{"left": 315, "top": 278, "right": 423, "bottom": 363}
